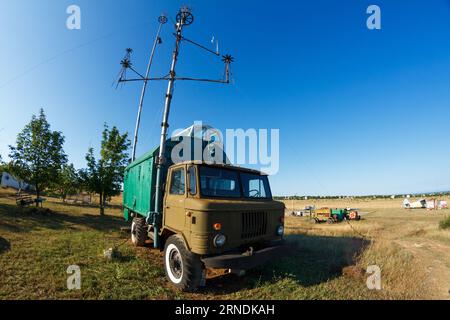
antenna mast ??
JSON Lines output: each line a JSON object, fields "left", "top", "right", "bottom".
{"left": 117, "top": 7, "right": 233, "bottom": 248}
{"left": 130, "top": 14, "right": 168, "bottom": 162}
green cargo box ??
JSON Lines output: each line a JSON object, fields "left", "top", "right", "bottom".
{"left": 123, "top": 137, "right": 229, "bottom": 221}
{"left": 123, "top": 140, "right": 177, "bottom": 221}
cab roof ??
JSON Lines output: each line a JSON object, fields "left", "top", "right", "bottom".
{"left": 171, "top": 161, "right": 268, "bottom": 176}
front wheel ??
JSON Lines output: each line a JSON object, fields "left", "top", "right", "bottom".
{"left": 164, "top": 235, "right": 205, "bottom": 292}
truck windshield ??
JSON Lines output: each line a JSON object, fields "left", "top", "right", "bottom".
{"left": 240, "top": 173, "right": 272, "bottom": 199}
{"left": 199, "top": 166, "right": 241, "bottom": 198}
{"left": 199, "top": 166, "right": 272, "bottom": 199}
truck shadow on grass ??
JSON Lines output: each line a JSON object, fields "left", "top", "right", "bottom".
{"left": 204, "top": 234, "right": 370, "bottom": 295}
{"left": 46, "top": 199, "right": 123, "bottom": 211}
{"left": 0, "top": 237, "right": 11, "bottom": 255}
{"left": 0, "top": 203, "right": 128, "bottom": 234}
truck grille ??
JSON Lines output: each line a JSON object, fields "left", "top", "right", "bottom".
{"left": 241, "top": 211, "right": 268, "bottom": 239}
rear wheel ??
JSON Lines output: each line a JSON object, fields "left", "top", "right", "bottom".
{"left": 164, "top": 235, "right": 205, "bottom": 292}
{"left": 327, "top": 218, "right": 334, "bottom": 224}
{"left": 131, "top": 217, "right": 147, "bottom": 247}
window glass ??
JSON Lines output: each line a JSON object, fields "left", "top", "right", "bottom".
{"left": 189, "top": 166, "right": 197, "bottom": 195}
{"left": 170, "top": 168, "right": 185, "bottom": 195}
{"left": 240, "top": 173, "right": 272, "bottom": 199}
{"left": 199, "top": 166, "right": 241, "bottom": 198}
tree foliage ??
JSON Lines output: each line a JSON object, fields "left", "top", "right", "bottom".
{"left": 0, "top": 155, "right": 5, "bottom": 172}
{"left": 53, "top": 163, "right": 81, "bottom": 202}
{"left": 8, "top": 109, "right": 67, "bottom": 201}
{"left": 80, "top": 124, "right": 130, "bottom": 215}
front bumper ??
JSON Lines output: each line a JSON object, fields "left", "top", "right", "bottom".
{"left": 201, "top": 241, "right": 289, "bottom": 270}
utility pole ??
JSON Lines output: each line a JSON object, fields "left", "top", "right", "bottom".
{"left": 117, "top": 7, "right": 233, "bottom": 248}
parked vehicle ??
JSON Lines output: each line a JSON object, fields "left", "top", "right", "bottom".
{"left": 312, "top": 207, "right": 335, "bottom": 224}
{"left": 330, "top": 209, "right": 347, "bottom": 223}
{"left": 291, "top": 206, "right": 315, "bottom": 217}
{"left": 345, "top": 209, "right": 361, "bottom": 221}
{"left": 123, "top": 138, "right": 286, "bottom": 291}
{"left": 312, "top": 208, "right": 360, "bottom": 224}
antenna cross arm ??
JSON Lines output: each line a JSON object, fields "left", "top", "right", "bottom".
{"left": 119, "top": 76, "right": 230, "bottom": 84}
{"left": 118, "top": 77, "right": 169, "bottom": 83}
{"left": 175, "top": 33, "right": 220, "bottom": 56}
{"left": 172, "top": 77, "right": 230, "bottom": 84}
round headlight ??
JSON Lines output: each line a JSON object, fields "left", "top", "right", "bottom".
{"left": 276, "top": 225, "right": 285, "bottom": 236}
{"left": 213, "top": 234, "right": 227, "bottom": 248}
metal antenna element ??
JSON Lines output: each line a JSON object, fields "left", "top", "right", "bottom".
{"left": 117, "top": 7, "right": 234, "bottom": 248}
{"left": 115, "top": 48, "right": 133, "bottom": 88}
{"left": 131, "top": 14, "right": 168, "bottom": 162}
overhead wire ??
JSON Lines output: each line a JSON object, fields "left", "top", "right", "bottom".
{"left": 0, "top": 20, "right": 151, "bottom": 90}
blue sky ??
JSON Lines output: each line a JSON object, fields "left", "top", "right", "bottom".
{"left": 1, "top": 0, "right": 450, "bottom": 196}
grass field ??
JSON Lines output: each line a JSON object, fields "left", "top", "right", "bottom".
{"left": 0, "top": 188, "right": 449, "bottom": 300}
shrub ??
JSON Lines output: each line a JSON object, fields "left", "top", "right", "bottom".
{"left": 439, "top": 216, "right": 450, "bottom": 230}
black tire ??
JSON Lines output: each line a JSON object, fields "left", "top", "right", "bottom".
{"left": 327, "top": 218, "right": 334, "bottom": 224}
{"left": 164, "top": 235, "right": 205, "bottom": 292}
{"left": 131, "top": 217, "right": 147, "bottom": 247}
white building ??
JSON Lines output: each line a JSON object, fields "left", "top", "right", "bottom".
{"left": 0, "top": 172, "right": 34, "bottom": 191}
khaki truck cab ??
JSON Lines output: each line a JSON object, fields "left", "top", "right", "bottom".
{"left": 123, "top": 144, "right": 286, "bottom": 291}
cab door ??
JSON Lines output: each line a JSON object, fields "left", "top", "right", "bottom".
{"left": 185, "top": 165, "right": 199, "bottom": 234}
{"left": 164, "top": 166, "right": 187, "bottom": 232}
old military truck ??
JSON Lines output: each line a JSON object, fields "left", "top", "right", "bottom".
{"left": 123, "top": 139, "right": 286, "bottom": 291}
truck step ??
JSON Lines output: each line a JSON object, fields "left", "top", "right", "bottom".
{"left": 147, "top": 226, "right": 155, "bottom": 240}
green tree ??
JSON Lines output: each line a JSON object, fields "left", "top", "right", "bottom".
{"left": 56, "top": 163, "right": 81, "bottom": 202}
{"left": 0, "top": 155, "right": 6, "bottom": 173}
{"left": 80, "top": 124, "right": 130, "bottom": 215}
{"left": 9, "top": 109, "right": 67, "bottom": 203}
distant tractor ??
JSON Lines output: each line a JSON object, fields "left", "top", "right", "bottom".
{"left": 329, "top": 209, "right": 347, "bottom": 224}
{"left": 345, "top": 209, "right": 361, "bottom": 221}
{"left": 312, "top": 208, "right": 360, "bottom": 224}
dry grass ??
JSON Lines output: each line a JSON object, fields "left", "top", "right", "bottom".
{"left": 0, "top": 187, "right": 449, "bottom": 300}
{"left": 284, "top": 200, "right": 450, "bottom": 300}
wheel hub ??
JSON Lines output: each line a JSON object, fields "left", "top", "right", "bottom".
{"left": 169, "top": 249, "right": 183, "bottom": 279}
{"left": 131, "top": 222, "right": 137, "bottom": 244}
